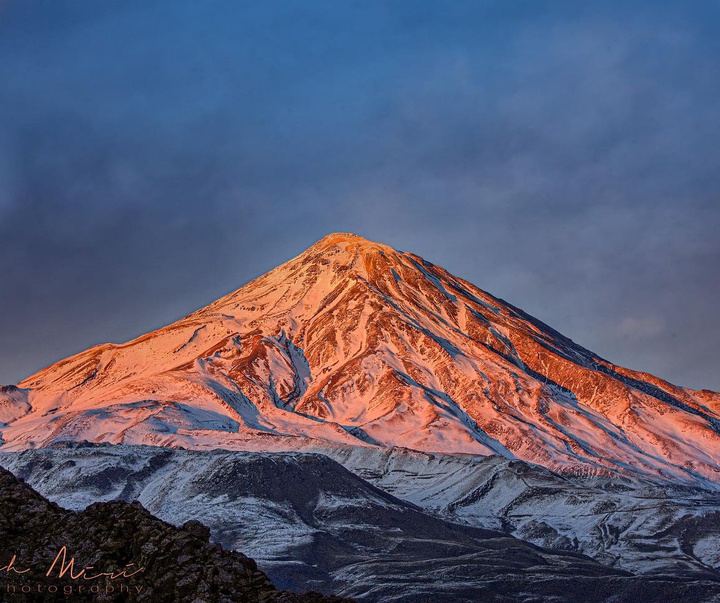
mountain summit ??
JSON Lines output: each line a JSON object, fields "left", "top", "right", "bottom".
{"left": 2, "top": 233, "right": 719, "bottom": 484}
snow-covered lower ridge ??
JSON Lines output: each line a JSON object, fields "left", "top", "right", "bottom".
{"left": 331, "top": 445, "right": 720, "bottom": 575}
{"left": 3, "top": 444, "right": 720, "bottom": 583}
{"left": 1, "top": 232, "right": 719, "bottom": 486}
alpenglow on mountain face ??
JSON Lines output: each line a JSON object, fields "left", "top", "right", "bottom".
{"left": 1, "top": 233, "right": 719, "bottom": 484}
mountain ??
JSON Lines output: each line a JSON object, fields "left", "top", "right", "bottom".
{"left": 2, "top": 232, "right": 719, "bottom": 485}
{"left": 0, "top": 462, "right": 350, "bottom": 603}
{"left": 331, "top": 445, "right": 720, "bottom": 576}
{"left": 4, "top": 444, "right": 720, "bottom": 603}
{"left": 6, "top": 443, "right": 720, "bottom": 581}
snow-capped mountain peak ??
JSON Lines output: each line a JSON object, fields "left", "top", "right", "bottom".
{"left": 2, "top": 233, "right": 719, "bottom": 486}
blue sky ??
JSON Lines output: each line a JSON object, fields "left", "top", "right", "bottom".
{"left": 1, "top": 1, "right": 719, "bottom": 389}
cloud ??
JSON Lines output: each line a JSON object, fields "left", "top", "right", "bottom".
{"left": 617, "top": 316, "right": 667, "bottom": 339}
{"left": 0, "top": 1, "right": 718, "bottom": 389}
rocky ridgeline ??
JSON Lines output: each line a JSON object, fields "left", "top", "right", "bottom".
{"left": 0, "top": 466, "right": 350, "bottom": 603}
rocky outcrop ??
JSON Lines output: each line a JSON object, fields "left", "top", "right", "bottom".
{"left": 0, "top": 465, "right": 350, "bottom": 602}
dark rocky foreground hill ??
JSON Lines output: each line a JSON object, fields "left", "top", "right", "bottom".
{"left": 0, "top": 466, "right": 350, "bottom": 603}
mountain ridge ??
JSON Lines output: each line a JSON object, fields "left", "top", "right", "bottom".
{"left": 6, "top": 444, "right": 720, "bottom": 603}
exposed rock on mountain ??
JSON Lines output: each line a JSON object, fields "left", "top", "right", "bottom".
{"left": 0, "top": 385, "right": 31, "bottom": 425}
{"left": 2, "top": 233, "right": 718, "bottom": 486}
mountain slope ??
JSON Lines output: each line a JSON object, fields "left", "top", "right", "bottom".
{"left": 2, "top": 233, "right": 719, "bottom": 484}
{"left": 329, "top": 445, "right": 720, "bottom": 575}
